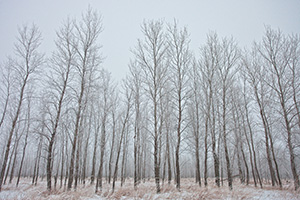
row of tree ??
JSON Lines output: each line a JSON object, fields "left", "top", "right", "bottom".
{"left": 0, "top": 8, "right": 299, "bottom": 194}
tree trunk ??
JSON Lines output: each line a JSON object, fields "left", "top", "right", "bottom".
{"left": 267, "top": 127, "right": 282, "bottom": 188}
{"left": 95, "top": 120, "right": 106, "bottom": 192}
{"left": 90, "top": 124, "right": 99, "bottom": 184}
{"left": 108, "top": 113, "right": 116, "bottom": 184}
{"left": 211, "top": 103, "right": 220, "bottom": 187}
{"left": 222, "top": 88, "right": 233, "bottom": 190}
{"left": 232, "top": 106, "right": 244, "bottom": 184}
{"left": 8, "top": 129, "right": 21, "bottom": 184}
{"left": 74, "top": 123, "right": 83, "bottom": 190}
{"left": 204, "top": 116, "right": 208, "bottom": 187}
{"left": 281, "top": 99, "right": 299, "bottom": 190}
{"left": 121, "top": 131, "right": 128, "bottom": 186}
{"left": 112, "top": 103, "right": 130, "bottom": 192}
{"left": 244, "top": 98, "right": 262, "bottom": 188}
{"left": 16, "top": 123, "right": 29, "bottom": 187}
{"left": 82, "top": 117, "right": 91, "bottom": 185}
{"left": 67, "top": 72, "right": 85, "bottom": 190}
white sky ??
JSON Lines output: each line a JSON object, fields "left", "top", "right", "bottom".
{"left": 0, "top": 0, "right": 299, "bottom": 81}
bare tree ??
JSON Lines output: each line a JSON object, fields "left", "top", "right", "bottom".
{"left": 67, "top": 8, "right": 102, "bottom": 190}
{"left": 243, "top": 46, "right": 278, "bottom": 187}
{"left": 217, "top": 35, "right": 240, "bottom": 190}
{"left": 199, "top": 32, "right": 219, "bottom": 187}
{"left": 167, "top": 21, "right": 191, "bottom": 190}
{"left": 259, "top": 27, "right": 299, "bottom": 190}
{"left": 45, "top": 18, "right": 75, "bottom": 191}
{"left": 128, "top": 61, "right": 143, "bottom": 189}
{"left": 112, "top": 79, "right": 132, "bottom": 193}
{"left": 189, "top": 60, "right": 202, "bottom": 186}
{"left": 241, "top": 58, "right": 263, "bottom": 188}
{"left": 0, "top": 24, "right": 43, "bottom": 191}
{"left": 16, "top": 93, "right": 32, "bottom": 187}
{"left": 95, "top": 69, "right": 114, "bottom": 192}
{"left": 107, "top": 92, "right": 119, "bottom": 185}
{"left": 90, "top": 98, "right": 100, "bottom": 185}
{"left": 133, "top": 20, "right": 168, "bottom": 193}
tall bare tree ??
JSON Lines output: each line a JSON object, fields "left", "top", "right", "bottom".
{"left": 217, "top": 35, "right": 240, "bottom": 190}
{"left": 189, "top": 60, "right": 202, "bottom": 186}
{"left": 243, "top": 46, "right": 278, "bottom": 187}
{"left": 112, "top": 79, "right": 132, "bottom": 193}
{"left": 199, "top": 32, "right": 219, "bottom": 187}
{"left": 128, "top": 61, "right": 143, "bottom": 189}
{"left": 0, "top": 24, "right": 43, "bottom": 191}
{"left": 46, "top": 18, "right": 75, "bottom": 191}
{"left": 167, "top": 21, "right": 191, "bottom": 190}
{"left": 133, "top": 20, "right": 168, "bottom": 193}
{"left": 67, "top": 8, "right": 102, "bottom": 190}
{"left": 16, "top": 93, "right": 32, "bottom": 187}
{"left": 95, "top": 69, "right": 114, "bottom": 192}
{"left": 259, "top": 27, "right": 299, "bottom": 190}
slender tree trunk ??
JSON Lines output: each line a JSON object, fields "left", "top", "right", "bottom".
{"left": 47, "top": 71, "right": 70, "bottom": 191}
{"left": 222, "top": 88, "right": 232, "bottom": 190}
{"left": 74, "top": 123, "right": 83, "bottom": 190}
{"left": 134, "top": 102, "right": 140, "bottom": 189}
{"left": 4, "top": 143, "right": 15, "bottom": 185}
{"left": 241, "top": 144, "right": 249, "bottom": 185}
{"left": 68, "top": 72, "right": 85, "bottom": 190}
{"left": 211, "top": 103, "right": 220, "bottom": 187}
{"left": 154, "top": 97, "right": 160, "bottom": 193}
{"left": 121, "top": 131, "right": 128, "bottom": 186}
{"left": 8, "top": 129, "right": 20, "bottom": 184}
{"left": 204, "top": 115, "right": 209, "bottom": 187}
{"left": 267, "top": 127, "right": 282, "bottom": 188}
{"left": 67, "top": 110, "right": 81, "bottom": 190}
{"left": 134, "top": 126, "right": 139, "bottom": 188}
{"left": 236, "top": 140, "right": 244, "bottom": 184}
{"left": 90, "top": 124, "right": 99, "bottom": 184}
{"left": 33, "top": 134, "right": 42, "bottom": 185}
{"left": 108, "top": 114, "right": 116, "bottom": 184}
{"left": 195, "top": 137, "right": 201, "bottom": 186}
{"left": 232, "top": 106, "right": 244, "bottom": 184}
{"left": 82, "top": 117, "right": 91, "bottom": 185}
{"left": 281, "top": 98, "right": 299, "bottom": 190}
{"left": 203, "top": 81, "right": 214, "bottom": 187}
{"left": 112, "top": 112, "right": 130, "bottom": 192}
{"left": 16, "top": 95, "right": 31, "bottom": 187}
{"left": 95, "top": 119, "right": 106, "bottom": 192}
{"left": 35, "top": 137, "right": 43, "bottom": 186}
{"left": 166, "top": 129, "right": 172, "bottom": 185}
{"left": 112, "top": 136, "right": 122, "bottom": 193}
{"left": 262, "top": 112, "right": 277, "bottom": 186}
{"left": 16, "top": 124, "right": 29, "bottom": 187}
{"left": 60, "top": 133, "right": 65, "bottom": 189}
{"left": 244, "top": 98, "right": 262, "bottom": 188}
{"left": 175, "top": 107, "right": 181, "bottom": 190}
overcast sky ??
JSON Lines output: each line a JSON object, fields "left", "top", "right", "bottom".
{"left": 0, "top": 0, "right": 299, "bottom": 81}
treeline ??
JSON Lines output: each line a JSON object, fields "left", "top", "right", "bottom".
{"left": 0, "top": 8, "right": 299, "bottom": 193}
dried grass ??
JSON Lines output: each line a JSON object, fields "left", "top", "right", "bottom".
{"left": 1, "top": 178, "right": 299, "bottom": 200}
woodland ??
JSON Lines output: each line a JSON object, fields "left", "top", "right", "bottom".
{"left": 0, "top": 8, "right": 299, "bottom": 199}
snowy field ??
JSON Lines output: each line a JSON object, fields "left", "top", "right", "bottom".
{"left": 0, "top": 178, "right": 299, "bottom": 200}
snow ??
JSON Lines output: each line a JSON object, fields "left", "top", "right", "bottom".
{"left": 0, "top": 178, "right": 299, "bottom": 200}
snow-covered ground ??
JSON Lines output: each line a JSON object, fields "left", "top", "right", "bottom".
{"left": 0, "top": 178, "right": 299, "bottom": 199}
